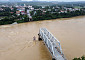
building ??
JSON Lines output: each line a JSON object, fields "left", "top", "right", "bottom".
{"left": 21, "top": 11, "right": 26, "bottom": 15}
{"left": 16, "top": 11, "right": 20, "bottom": 16}
{"left": 9, "top": 0, "right": 22, "bottom": 2}
{"left": 32, "top": 0, "right": 38, "bottom": 1}
{"left": 27, "top": 9, "right": 32, "bottom": 21}
{"left": 0, "top": 8, "right": 3, "bottom": 11}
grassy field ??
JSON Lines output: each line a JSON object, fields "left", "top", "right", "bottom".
{"left": 74, "top": 6, "right": 83, "bottom": 9}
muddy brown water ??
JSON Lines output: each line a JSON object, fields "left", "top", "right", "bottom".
{"left": 0, "top": 16, "right": 85, "bottom": 60}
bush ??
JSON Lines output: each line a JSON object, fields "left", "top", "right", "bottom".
{"left": 73, "top": 56, "right": 85, "bottom": 60}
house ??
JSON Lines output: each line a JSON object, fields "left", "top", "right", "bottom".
{"left": 0, "top": 8, "right": 3, "bottom": 11}
{"left": 21, "top": 11, "right": 26, "bottom": 15}
{"left": 16, "top": 11, "right": 20, "bottom": 16}
{"left": 48, "top": 9, "right": 51, "bottom": 11}
{"left": 10, "top": 8, "right": 14, "bottom": 10}
{"left": 10, "top": 12, "right": 14, "bottom": 14}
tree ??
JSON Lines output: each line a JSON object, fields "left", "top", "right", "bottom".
{"left": 73, "top": 56, "right": 85, "bottom": 60}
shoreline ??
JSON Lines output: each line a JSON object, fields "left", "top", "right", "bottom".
{"left": 0, "top": 15, "right": 85, "bottom": 27}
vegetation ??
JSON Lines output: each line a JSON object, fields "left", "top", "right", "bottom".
{"left": 0, "top": 15, "right": 29, "bottom": 25}
{"left": 73, "top": 56, "right": 85, "bottom": 60}
{"left": 32, "top": 10, "right": 85, "bottom": 21}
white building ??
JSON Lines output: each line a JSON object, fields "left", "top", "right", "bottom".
{"left": 27, "top": 9, "right": 32, "bottom": 21}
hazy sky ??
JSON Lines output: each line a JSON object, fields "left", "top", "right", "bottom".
{"left": 22, "top": 0, "right": 85, "bottom": 2}
{"left": 1, "top": 0, "right": 85, "bottom": 2}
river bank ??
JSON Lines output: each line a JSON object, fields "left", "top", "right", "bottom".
{"left": 0, "top": 15, "right": 85, "bottom": 27}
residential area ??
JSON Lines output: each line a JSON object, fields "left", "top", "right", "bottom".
{"left": 0, "top": 2, "right": 85, "bottom": 25}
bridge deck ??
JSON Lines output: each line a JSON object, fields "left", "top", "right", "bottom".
{"left": 54, "top": 49, "right": 64, "bottom": 60}
{"left": 39, "top": 28, "right": 66, "bottom": 60}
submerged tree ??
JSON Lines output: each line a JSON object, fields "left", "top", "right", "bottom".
{"left": 73, "top": 56, "right": 85, "bottom": 60}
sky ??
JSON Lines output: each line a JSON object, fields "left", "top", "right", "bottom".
{"left": 22, "top": 0, "right": 85, "bottom": 2}
{"left": 1, "top": 0, "right": 85, "bottom": 2}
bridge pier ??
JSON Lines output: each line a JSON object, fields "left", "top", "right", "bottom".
{"left": 52, "top": 58, "right": 56, "bottom": 60}
{"left": 38, "top": 34, "right": 42, "bottom": 41}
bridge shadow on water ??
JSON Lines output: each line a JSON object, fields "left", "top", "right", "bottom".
{"left": 38, "top": 41, "right": 52, "bottom": 60}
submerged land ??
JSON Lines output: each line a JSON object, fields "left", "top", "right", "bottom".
{"left": 0, "top": 16, "right": 85, "bottom": 60}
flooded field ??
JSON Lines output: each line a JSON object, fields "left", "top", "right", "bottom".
{"left": 0, "top": 16, "right": 85, "bottom": 60}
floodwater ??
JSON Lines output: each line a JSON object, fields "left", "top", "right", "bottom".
{"left": 0, "top": 16, "right": 85, "bottom": 60}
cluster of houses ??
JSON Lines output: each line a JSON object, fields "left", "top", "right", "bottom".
{"left": 0, "top": 4, "right": 84, "bottom": 17}
{"left": 16, "top": 7, "right": 26, "bottom": 16}
{"left": 59, "top": 7, "right": 81, "bottom": 13}
{"left": 40, "top": 6, "right": 81, "bottom": 14}
{"left": 15, "top": 4, "right": 34, "bottom": 20}
{"left": 0, "top": 8, "right": 3, "bottom": 11}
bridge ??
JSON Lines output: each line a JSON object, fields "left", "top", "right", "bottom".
{"left": 38, "top": 28, "right": 66, "bottom": 60}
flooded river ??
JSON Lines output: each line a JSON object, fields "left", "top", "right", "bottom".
{"left": 0, "top": 16, "right": 85, "bottom": 60}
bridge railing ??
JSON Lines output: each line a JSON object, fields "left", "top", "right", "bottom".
{"left": 39, "top": 28, "right": 63, "bottom": 56}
